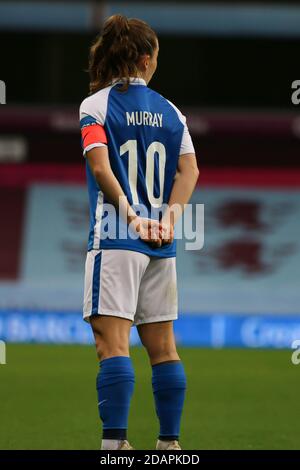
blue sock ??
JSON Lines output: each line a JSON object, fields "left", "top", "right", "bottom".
{"left": 96, "top": 356, "right": 135, "bottom": 440}
{"left": 152, "top": 361, "right": 187, "bottom": 441}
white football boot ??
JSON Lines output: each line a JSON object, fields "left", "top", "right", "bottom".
{"left": 156, "top": 439, "right": 181, "bottom": 450}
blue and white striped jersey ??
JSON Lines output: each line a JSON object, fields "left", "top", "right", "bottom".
{"left": 79, "top": 77, "right": 195, "bottom": 257}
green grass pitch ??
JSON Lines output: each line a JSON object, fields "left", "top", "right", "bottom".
{"left": 0, "top": 345, "right": 299, "bottom": 450}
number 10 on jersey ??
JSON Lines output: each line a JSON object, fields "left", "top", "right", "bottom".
{"left": 120, "top": 140, "right": 166, "bottom": 208}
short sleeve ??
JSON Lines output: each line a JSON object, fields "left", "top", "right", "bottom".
{"left": 179, "top": 114, "right": 195, "bottom": 156}
{"left": 167, "top": 100, "right": 195, "bottom": 156}
{"left": 79, "top": 88, "right": 112, "bottom": 156}
{"left": 80, "top": 115, "right": 107, "bottom": 156}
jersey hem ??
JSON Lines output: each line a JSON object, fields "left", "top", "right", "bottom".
{"left": 88, "top": 244, "right": 176, "bottom": 258}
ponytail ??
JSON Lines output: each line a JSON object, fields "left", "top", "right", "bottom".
{"left": 89, "top": 14, "right": 157, "bottom": 94}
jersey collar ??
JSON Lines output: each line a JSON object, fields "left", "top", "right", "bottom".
{"left": 112, "top": 77, "right": 147, "bottom": 86}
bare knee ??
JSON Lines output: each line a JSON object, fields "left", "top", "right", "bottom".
{"left": 140, "top": 333, "right": 179, "bottom": 365}
{"left": 91, "top": 316, "right": 131, "bottom": 361}
{"left": 138, "top": 322, "right": 180, "bottom": 365}
{"left": 146, "top": 343, "right": 180, "bottom": 365}
{"left": 94, "top": 334, "right": 129, "bottom": 361}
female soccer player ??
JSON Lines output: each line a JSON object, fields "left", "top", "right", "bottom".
{"left": 80, "top": 14, "right": 199, "bottom": 450}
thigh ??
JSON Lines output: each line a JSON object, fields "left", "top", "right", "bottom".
{"left": 135, "top": 257, "right": 178, "bottom": 325}
{"left": 83, "top": 249, "right": 150, "bottom": 323}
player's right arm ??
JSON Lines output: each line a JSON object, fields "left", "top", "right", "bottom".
{"left": 161, "top": 153, "right": 199, "bottom": 243}
{"left": 161, "top": 101, "right": 199, "bottom": 243}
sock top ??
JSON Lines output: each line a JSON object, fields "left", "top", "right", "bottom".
{"left": 100, "top": 356, "right": 131, "bottom": 366}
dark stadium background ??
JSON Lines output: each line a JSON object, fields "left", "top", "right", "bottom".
{"left": 0, "top": 0, "right": 300, "bottom": 450}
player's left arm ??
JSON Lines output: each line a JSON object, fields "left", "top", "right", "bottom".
{"left": 86, "top": 147, "right": 162, "bottom": 246}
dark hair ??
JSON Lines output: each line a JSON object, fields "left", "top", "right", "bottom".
{"left": 88, "top": 14, "right": 157, "bottom": 94}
